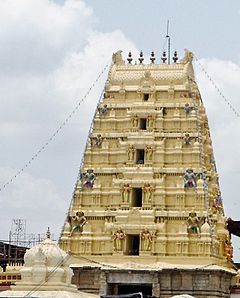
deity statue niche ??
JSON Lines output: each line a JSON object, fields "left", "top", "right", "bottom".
{"left": 141, "top": 229, "right": 154, "bottom": 251}
{"left": 132, "top": 114, "right": 139, "bottom": 128}
{"left": 147, "top": 114, "right": 154, "bottom": 129}
{"left": 127, "top": 145, "right": 135, "bottom": 161}
{"left": 113, "top": 229, "right": 126, "bottom": 251}
{"left": 80, "top": 169, "right": 96, "bottom": 190}
{"left": 67, "top": 211, "right": 87, "bottom": 236}
{"left": 98, "top": 104, "right": 108, "bottom": 116}
{"left": 184, "top": 168, "right": 197, "bottom": 188}
{"left": 143, "top": 183, "right": 154, "bottom": 203}
{"left": 187, "top": 211, "right": 201, "bottom": 236}
{"left": 121, "top": 184, "right": 132, "bottom": 203}
{"left": 144, "top": 145, "right": 153, "bottom": 161}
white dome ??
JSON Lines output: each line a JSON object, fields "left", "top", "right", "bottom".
{"left": 24, "top": 238, "right": 67, "bottom": 267}
{"left": 5, "top": 233, "right": 81, "bottom": 296}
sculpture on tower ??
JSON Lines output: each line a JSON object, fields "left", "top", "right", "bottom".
{"left": 80, "top": 169, "right": 96, "bottom": 190}
{"left": 67, "top": 211, "right": 87, "bottom": 236}
{"left": 184, "top": 168, "right": 197, "bottom": 188}
{"left": 113, "top": 229, "right": 126, "bottom": 251}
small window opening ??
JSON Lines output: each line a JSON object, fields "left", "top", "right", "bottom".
{"left": 126, "top": 235, "right": 140, "bottom": 255}
{"left": 143, "top": 93, "right": 149, "bottom": 101}
{"left": 139, "top": 118, "right": 147, "bottom": 130}
{"left": 136, "top": 149, "right": 144, "bottom": 164}
{"left": 132, "top": 188, "right": 142, "bottom": 207}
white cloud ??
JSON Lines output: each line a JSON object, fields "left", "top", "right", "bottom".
{"left": 0, "top": 0, "right": 93, "bottom": 75}
{"left": 0, "top": 167, "right": 67, "bottom": 237}
{"left": 0, "top": 0, "right": 137, "bottom": 242}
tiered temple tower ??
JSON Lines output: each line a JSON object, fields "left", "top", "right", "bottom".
{"left": 59, "top": 50, "right": 236, "bottom": 298}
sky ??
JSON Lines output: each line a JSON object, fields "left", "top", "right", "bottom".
{"left": 0, "top": 0, "right": 240, "bottom": 259}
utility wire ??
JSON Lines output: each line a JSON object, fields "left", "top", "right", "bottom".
{"left": 0, "top": 63, "right": 109, "bottom": 193}
{"left": 194, "top": 55, "right": 240, "bottom": 118}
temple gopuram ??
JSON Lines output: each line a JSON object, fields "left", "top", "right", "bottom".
{"left": 59, "top": 50, "right": 237, "bottom": 298}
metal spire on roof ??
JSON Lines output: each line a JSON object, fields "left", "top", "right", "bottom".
{"left": 166, "top": 20, "right": 171, "bottom": 64}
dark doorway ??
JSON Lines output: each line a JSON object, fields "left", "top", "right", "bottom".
{"left": 132, "top": 188, "right": 142, "bottom": 207}
{"left": 143, "top": 94, "right": 149, "bottom": 101}
{"left": 126, "top": 235, "right": 140, "bottom": 255}
{"left": 136, "top": 149, "right": 144, "bottom": 164}
{"left": 118, "top": 284, "right": 152, "bottom": 298}
{"left": 139, "top": 118, "right": 147, "bottom": 130}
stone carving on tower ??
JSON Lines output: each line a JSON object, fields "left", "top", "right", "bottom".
{"left": 59, "top": 50, "right": 236, "bottom": 297}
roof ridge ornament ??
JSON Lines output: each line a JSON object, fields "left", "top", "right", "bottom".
{"left": 112, "top": 50, "right": 125, "bottom": 65}
{"left": 179, "top": 49, "right": 194, "bottom": 64}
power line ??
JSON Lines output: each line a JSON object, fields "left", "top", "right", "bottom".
{"left": 194, "top": 55, "right": 240, "bottom": 118}
{"left": 0, "top": 63, "right": 109, "bottom": 193}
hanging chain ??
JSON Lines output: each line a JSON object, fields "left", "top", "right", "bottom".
{"left": 0, "top": 63, "right": 109, "bottom": 193}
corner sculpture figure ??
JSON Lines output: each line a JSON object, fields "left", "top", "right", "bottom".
{"left": 184, "top": 168, "right": 197, "bottom": 188}
{"left": 183, "top": 133, "right": 191, "bottom": 145}
{"left": 68, "top": 211, "right": 87, "bottom": 236}
{"left": 98, "top": 104, "right": 108, "bottom": 115}
{"left": 184, "top": 103, "right": 192, "bottom": 114}
{"left": 92, "top": 134, "right": 103, "bottom": 147}
{"left": 212, "top": 195, "right": 224, "bottom": 214}
{"left": 80, "top": 169, "right": 96, "bottom": 190}
{"left": 187, "top": 211, "right": 201, "bottom": 236}
{"left": 141, "top": 229, "right": 154, "bottom": 251}
{"left": 113, "top": 229, "right": 126, "bottom": 251}
{"left": 224, "top": 239, "right": 233, "bottom": 262}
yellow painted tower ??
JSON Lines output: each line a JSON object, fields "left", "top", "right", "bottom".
{"left": 59, "top": 50, "right": 236, "bottom": 298}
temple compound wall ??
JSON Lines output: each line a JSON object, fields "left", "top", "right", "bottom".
{"left": 72, "top": 267, "right": 232, "bottom": 298}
